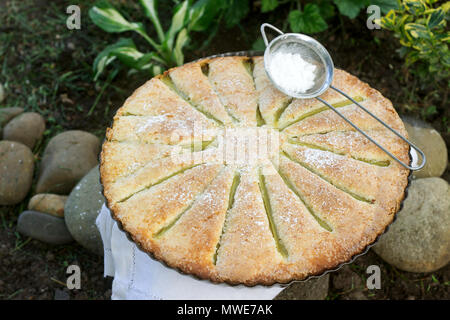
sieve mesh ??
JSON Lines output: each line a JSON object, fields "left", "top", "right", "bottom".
{"left": 264, "top": 34, "right": 333, "bottom": 99}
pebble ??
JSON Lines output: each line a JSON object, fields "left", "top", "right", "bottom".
{"left": 17, "top": 210, "right": 73, "bottom": 245}
{"left": 402, "top": 116, "right": 448, "bottom": 178}
{"left": 36, "top": 130, "right": 101, "bottom": 194}
{"left": 28, "top": 193, "right": 68, "bottom": 217}
{"left": 274, "top": 274, "right": 329, "bottom": 300}
{"left": 2, "top": 112, "right": 46, "bottom": 149}
{"left": 65, "top": 165, "right": 105, "bottom": 255}
{"left": 0, "top": 141, "right": 34, "bottom": 205}
{"left": 0, "top": 107, "right": 24, "bottom": 139}
{"left": 373, "top": 177, "right": 450, "bottom": 272}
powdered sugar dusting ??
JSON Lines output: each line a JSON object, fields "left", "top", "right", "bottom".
{"left": 300, "top": 147, "right": 339, "bottom": 169}
{"left": 269, "top": 52, "right": 317, "bottom": 93}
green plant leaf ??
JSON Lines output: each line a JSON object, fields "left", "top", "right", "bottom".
{"left": 318, "top": 1, "right": 336, "bottom": 19}
{"left": 371, "top": 0, "right": 399, "bottom": 14}
{"left": 422, "top": 105, "right": 438, "bottom": 118}
{"left": 404, "top": 22, "right": 431, "bottom": 39}
{"left": 252, "top": 37, "right": 266, "bottom": 51}
{"left": 93, "top": 38, "right": 162, "bottom": 80}
{"left": 289, "top": 4, "right": 328, "bottom": 34}
{"left": 165, "top": 0, "right": 189, "bottom": 50}
{"left": 427, "top": 8, "right": 445, "bottom": 28}
{"left": 187, "top": 0, "right": 208, "bottom": 31}
{"left": 135, "top": 52, "right": 164, "bottom": 70}
{"left": 139, "top": 0, "right": 165, "bottom": 42}
{"left": 93, "top": 38, "right": 132, "bottom": 80}
{"left": 224, "top": 0, "right": 250, "bottom": 28}
{"left": 150, "top": 64, "right": 164, "bottom": 76}
{"left": 261, "top": 0, "right": 279, "bottom": 13}
{"left": 333, "top": 0, "right": 365, "bottom": 19}
{"left": 173, "top": 28, "right": 190, "bottom": 66}
{"left": 442, "top": 51, "right": 450, "bottom": 68}
{"left": 188, "top": 0, "right": 224, "bottom": 32}
{"left": 379, "top": 9, "right": 398, "bottom": 29}
{"left": 404, "top": 0, "right": 428, "bottom": 15}
{"left": 89, "top": 0, "right": 146, "bottom": 34}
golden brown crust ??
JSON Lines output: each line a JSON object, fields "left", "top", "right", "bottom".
{"left": 100, "top": 56, "right": 410, "bottom": 286}
{"left": 168, "top": 61, "right": 233, "bottom": 125}
{"left": 208, "top": 57, "right": 258, "bottom": 125}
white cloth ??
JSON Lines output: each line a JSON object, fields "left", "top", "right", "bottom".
{"left": 96, "top": 149, "right": 419, "bottom": 300}
{"left": 96, "top": 204, "right": 284, "bottom": 300}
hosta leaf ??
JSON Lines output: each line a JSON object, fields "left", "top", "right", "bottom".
{"left": 89, "top": 0, "right": 145, "bottom": 34}
{"left": 166, "top": 0, "right": 189, "bottom": 50}
{"left": 173, "top": 28, "right": 189, "bottom": 66}
{"left": 93, "top": 38, "right": 134, "bottom": 80}
{"left": 139, "top": 0, "right": 165, "bottom": 41}
{"left": 93, "top": 38, "right": 161, "bottom": 80}
{"left": 189, "top": 0, "right": 224, "bottom": 32}
{"left": 135, "top": 52, "right": 162, "bottom": 70}
{"left": 151, "top": 64, "right": 164, "bottom": 76}
{"left": 289, "top": 4, "right": 328, "bottom": 34}
{"left": 187, "top": 0, "right": 207, "bottom": 31}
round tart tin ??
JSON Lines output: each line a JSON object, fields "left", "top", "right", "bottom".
{"left": 100, "top": 51, "right": 413, "bottom": 287}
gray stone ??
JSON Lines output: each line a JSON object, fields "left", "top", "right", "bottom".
{"left": 65, "top": 165, "right": 104, "bottom": 255}
{"left": 373, "top": 177, "right": 450, "bottom": 273}
{"left": 3, "top": 112, "right": 46, "bottom": 149}
{"left": 36, "top": 130, "right": 101, "bottom": 194}
{"left": 0, "top": 107, "right": 24, "bottom": 127}
{"left": 401, "top": 116, "right": 448, "bottom": 178}
{"left": 274, "top": 274, "right": 329, "bottom": 300}
{"left": 17, "top": 210, "right": 73, "bottom": 245}
{"left": 28, "top": 194, "right": 68, "bottom": 217}
{"left": 0, "top": 141, "right": 34, "bottom": 205}
{"left": 0, "top": 107, "right": 24, "bottom": 139}
{"left": 54, "top": 289, "right": 70, "bottom": 300}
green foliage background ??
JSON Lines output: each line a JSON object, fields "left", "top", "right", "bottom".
{"left": 89, "top": 0, "right": 449, "bottom": 89}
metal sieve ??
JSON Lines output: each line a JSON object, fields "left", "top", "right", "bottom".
{"left": 261, "top": 23, "right": 426, "bottom": 171}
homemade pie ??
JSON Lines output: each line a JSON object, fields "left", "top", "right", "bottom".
{"left": 100, "top": 56, "right": 410, "bottom": 286}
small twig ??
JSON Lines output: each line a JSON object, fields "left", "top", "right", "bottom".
{"left": 412, "top": 277, "right": 431, "bottom": 282}
{"left": 50, "top": 277, "right": 67, "bottom": 287}
{"left": 7, "top": 289, "right": 23, "bottom": 300}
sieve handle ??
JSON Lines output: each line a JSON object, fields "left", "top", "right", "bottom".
{"left": 317, "top": 86, "right": 426, "bottom": 171}
{"left": 261, "top": 23, "right": 284, "bottom": 47}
